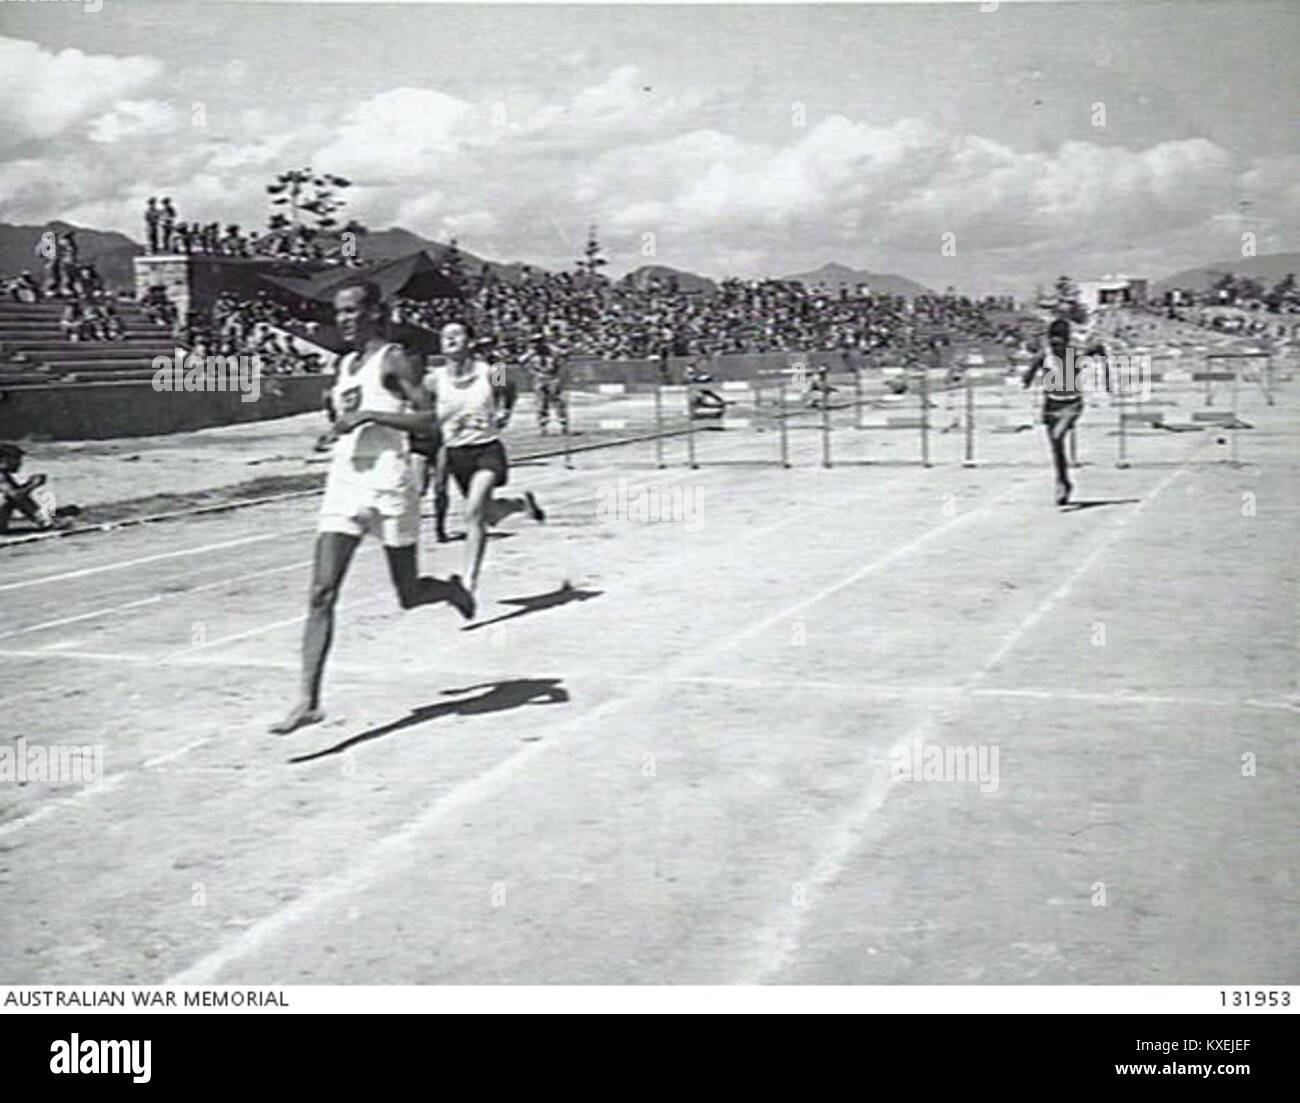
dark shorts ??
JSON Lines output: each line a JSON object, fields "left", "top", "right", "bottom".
{"left": 1042, "top": 397, "right": 1083, "bottom": 439}
{"left": 408, "top": 431, "right": 439, "bottom": 460}
{"left": 444, "top": 440, "right": 508, "bottom": 496}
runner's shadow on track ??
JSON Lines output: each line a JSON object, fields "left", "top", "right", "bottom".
{"left": 461, "top": 581, "right": 602, "bottom": 632}
{"left": 289, "top": 677, "right": 570, "bottom": 762}
{"left": 1059, "top": 498, "right": 1141, "bottom": 512}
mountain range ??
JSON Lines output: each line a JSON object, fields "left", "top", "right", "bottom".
{"left": 616, "top": 264, "right": 718, "bottom": 294}
{"left": 779, "top": 261, "right": 933, "bottom": 297}
{"left": 1150, "top": 253, "right": 1300, "bottom": 294}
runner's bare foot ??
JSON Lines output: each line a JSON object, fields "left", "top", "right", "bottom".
{"left": 448, "top": 574, "right": 476, "bottom": 620}
{"left": 269, "top": 702, "right": 324, "bottom": 735}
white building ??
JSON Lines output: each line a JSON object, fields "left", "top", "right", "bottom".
{"left": 1075, "top": 274, "right": 1148, "bottom": 312}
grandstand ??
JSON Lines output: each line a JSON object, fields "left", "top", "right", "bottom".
{"left": 0, "top": 297, "right": 171, "bottom": 384}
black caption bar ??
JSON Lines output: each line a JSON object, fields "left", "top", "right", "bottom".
{"left": 0, "top": 1013, "right": 1293, "bottom": 1090}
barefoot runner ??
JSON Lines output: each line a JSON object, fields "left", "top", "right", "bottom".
{"left": 270, "top": 278, "right": 473, "bottom": 735}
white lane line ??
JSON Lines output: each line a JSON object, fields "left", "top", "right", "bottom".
{"left": 0, "top": 594, "right": 165, "bottom": 640}
{"left": 0, "top": 647, "right": 156, "bottom": 663}
{"left": 0, "top": 738, "right": 213, "bottom": 840}
{"left": 625, "top": 673, "right": 1299, "bottom": 713}
{"left": 0, "top": 528, "right": 316, "bottom": 593}
{"left": 184, "top": 614, "right": 310, "bottom": 654}
{"left": 969, "top": 686, "right": 1299, "bottom": 712}
{"left": 164, "top": 476, "right": 1034, "bottom": 985}
{"left": 142, "top": 738, "right": 212, "bottom": 770}
{"left": 972, "top": 462, "right": 1189, "bottom": 682}
{"left": 3, "top": 649, "right": 1289, "bottom": 716}
{"left": 0, "top": 559, "right": 313, "bottom": 642}
{"left": 741, "top": 459, "right": 1192, "bottom": 984}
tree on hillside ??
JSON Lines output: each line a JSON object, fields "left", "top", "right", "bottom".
{"left": 577, "top": 224, "right": 608, "bottom": 281}
{"left": 1265, "top": 273, "right": 1296, "bottom": 312}
{"left": 1210, "top": 271, "right": 1237, "bottom": 303}
{"left": 1235, "top": 276, "right": 1265, "bottom": 304}
{"left": 1051, "top": 275, "right": 1087, "bottom": 322}
{"left": 266, "top": 168, "right": 363, "bottom": 254}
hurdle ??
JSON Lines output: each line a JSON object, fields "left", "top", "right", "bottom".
{"left": 718, "top": 379, "right": 759, "bottom": 430}
{"left": 852, "top": 367, "right": 933, "bottom": 466}
{"left": 954, "top": 355, "right": 1037, "bottom": 465}
{"left": 650, "top": 379, "right": 776, "bottom": 468}
{"left": 654, "top": 386, "right": 665, "bottom": 469}
{"left": 1199, "top": 351, "right": 1268, "bottom": 465}
{"left": 959, "top": 352, "right": 991, "bottom": 467}
{"left": 821, "top": 376, "right": 832, "bottom": 467}
{"left": 1115, "top": 349, "right": 1264, "bottom": 467}
{"left": 1229, "top": 346, "right": 1278, "bottom": 406}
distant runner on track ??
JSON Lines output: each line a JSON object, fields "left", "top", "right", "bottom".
{"left": 1022, "top": 302, "right": 1105, "bottom": 506}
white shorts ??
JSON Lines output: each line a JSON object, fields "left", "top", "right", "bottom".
{"left": 318, "top": 479, "right": 420, "bottom": 547}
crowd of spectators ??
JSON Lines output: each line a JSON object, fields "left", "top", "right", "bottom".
{"left": 1139, "top": 298, "right": 1299, "bottom": 343}
{"left": 60, "top": 300, "right": 124, "bottom": 342}
{"left": 388, "top": 269, "right": 1028, "bottom": 363}
{"left": 22, "top": 230, "right": 113, "bottom": 307}
{"left": 143, "top": 197, "right": 358, "bottom": 264}
{"left": 200, "top": 291, "right": 328, "bottom": 373}
{"left": 11, "top": 230, "right": 127, "bottom": 344}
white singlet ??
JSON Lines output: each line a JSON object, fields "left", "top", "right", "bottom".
{"left": 426, "top": 358, "right": 498, "bottom": 448}
{"left": 319, "top": 342, "right": 419, "bottom": 545}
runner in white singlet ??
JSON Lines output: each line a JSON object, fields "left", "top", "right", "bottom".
{"left": 425, "top": 321, "right": 544, "bottom": 594}
{"left": 270, "top": 279, "right": 473, "bottom": 736}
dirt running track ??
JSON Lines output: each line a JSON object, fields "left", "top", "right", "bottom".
{"left": 1, "top": 384, "right": 1296, "bottom": 985}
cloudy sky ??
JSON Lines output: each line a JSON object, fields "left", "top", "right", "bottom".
{"left": 1, "top": 0, "right": 1297, "bottom": 293}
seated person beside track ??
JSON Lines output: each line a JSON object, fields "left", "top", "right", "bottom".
{"left": 0, "top": 443, "right": 61, "bottom": 533}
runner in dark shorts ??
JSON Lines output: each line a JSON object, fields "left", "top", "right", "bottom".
{"left": 425, "top": 322, "right": 545, "bottom": 594}
{"left": 1023, "top": 310, "right": 1086, "bottom": 506}
{"left": 445, "top": 438, "right": 509, "bottom": 496}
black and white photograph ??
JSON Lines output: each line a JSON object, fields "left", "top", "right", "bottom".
{"left": 0, "top": 0, "right": 1296, "bottom": 1049}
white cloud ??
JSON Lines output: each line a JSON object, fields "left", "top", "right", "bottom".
{"left": 87, "top": 100, "right": 181, "bottom": 144}
{"left": 312, "top": 87, "right": 475, "bottom": 184}
{"left": 0, "top": 37, "right": 161, "bottom": 150}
